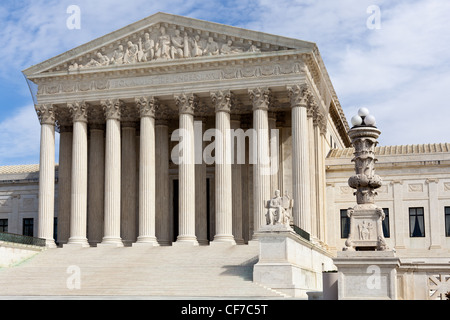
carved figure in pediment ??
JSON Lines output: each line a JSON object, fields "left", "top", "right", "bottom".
{"left": 141, "top": 33, "right": 155, "bottom": 62}
{"left": 220, "top": 40, "right": 243, "bottom": 55}
{"left": 248, "top": 44, "right": 261, "bottom": 53}
{"left": 204, "top": 37, "right": 219, "bottom": 56}
{"left": 170, "top": 29, "right": 185, "bottom": 60}
{"left": 110, "top": 45, "right": 124, "bottom": 65}
{"left": 190, "top": 34, "right": 205, "bottom": 57}
{"left": 85, "top": 52, "right": 107, "bottom": 68}
{"left": 124, "top": 41, "right": 139, "bottom": 64}
{"left": 155, "top": 26, "right": 171, "bottom": 60}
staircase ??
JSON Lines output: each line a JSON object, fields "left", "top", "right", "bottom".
{"left": 0, "top": 245, "right": 287, "bottom": 298}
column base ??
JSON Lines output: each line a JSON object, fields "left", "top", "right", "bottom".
{"left": 64, "top": 237, "right": 90, "bottom": 248}
{"left": 211, "top": 235, "right": 236, "bottom": 246}
{"left": 133, "top": 236, "right": 160, "bottom": 247}
{"left": 98, "top": 237, "right": 124, "bottom": 248}
{"left": 173, "top": 236, "right": 199, "bottom": 246}
{"left": 44, "top": 239, "right": 57, "bottom": 249}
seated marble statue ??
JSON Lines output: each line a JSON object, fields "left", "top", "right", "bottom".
{"left": 265, "top": 190, "right": 285, "bottom": 226}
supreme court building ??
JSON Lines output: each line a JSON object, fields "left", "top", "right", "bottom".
{"left": 2, "top": 12, "right": 449, "bottom": 299}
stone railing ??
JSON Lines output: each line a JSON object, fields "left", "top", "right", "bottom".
{"left": 0, "top": 232, "right": 46, "bottom": 247}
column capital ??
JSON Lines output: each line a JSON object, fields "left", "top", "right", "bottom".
{"left": 211, "top": 90, "right": 234, "bottom": 113}
{"left": 175, "top": 93, "right": 198, "bottom": 115}
{"left": 68, "top": 101, "right": 89, "bottom": 123}
{"left": 101, "top": 99, "right": 123, "bottom": 120}
{"left": 287, "top": 84, "right": 311, "bottom": 108}
{"left": 248, "top": 87, "right": 271, "bottom": 111}
{"left": 35, "top": 104, "right": 56, "bottom": 125}
{"left": 136, "top": 96, "right": 158, "bottom": 118}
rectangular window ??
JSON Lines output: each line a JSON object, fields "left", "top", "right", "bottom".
{"left": 382, "top": 208, "right": 390, "bottom": 238}
{"left": 409, "top": 207, "right": 425, "bottom": 237}
{"left": 340, "top": 209, "right": 350, "bottom": 239}
{"left": 23, "top": 218, "right": 34, "bottom": 237}
{"left": 0, "top": 219, "right": 8, "bottom": 233}
{"left": 445, "top": 207, "right": 450, "bottom": 237}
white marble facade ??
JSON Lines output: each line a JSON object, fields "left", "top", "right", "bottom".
{"left": 1, "top": 12, "right": 447, "bottom": 299}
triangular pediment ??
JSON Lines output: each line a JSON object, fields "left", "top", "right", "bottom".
{"left": 23, "top": 12, "right": 317, "bottom": 78}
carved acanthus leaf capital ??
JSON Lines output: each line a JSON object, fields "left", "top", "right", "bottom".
{"left": 287, "top": 84, "right": 311, "bottom": 108}
{"left": 136, "top": 96, "right": 158, "bottom": 118}
{"left": 175, "top": 93, "right": 198, "bottom": 115}
{"left": 248, "top": 87, "right": 271, "bottom": 111}
{"left": 101, "top": 99, "right": 123, "bottom": 120}
{"left": 35, "top": 104, "right": 56, "bottom": 125}
{"left": 68, "top": 101, "right": 89, "bottom": 123}
{"left": 211, "top": 90, "right": 234, "bottom": 113}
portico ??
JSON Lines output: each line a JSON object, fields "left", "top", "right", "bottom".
{"left": 26, "top": 12, "right": 349, "bottom": 248}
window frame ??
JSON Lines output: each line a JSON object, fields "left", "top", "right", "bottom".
{"left": 409, "top": 207, "right": 425, "bottom": 238}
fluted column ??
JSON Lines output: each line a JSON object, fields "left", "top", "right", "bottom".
{"left": 67, "top": 101, "right": 90, "bottom": 247}
{"left": 211, "top": 90, "right": 236, "bottom": 245}
{"left": 56, "top": 121, "right": 72, "bottom": 246}
{"left": 36, "top": 104, "right": 57, "bottom": 248}
{"left": 155, "top": 113, "right": 171, "bottom": 246}
{"left": 249, "top": 88, "right": 272, "bottom": 237}
{"left": 174, "top": 93, "right": 198, "bottom": 246}
{"left": 87, "top": 121, "right": 105, "bottom": 246}
{"left": 307, "top": 104, "right": 318, "bottom": 238}
{"left": 99, "top": 99, "right": 123, "bottom": 247}
{"left": 134, "top": 97, "right": 158, "bottom": 246}
{"left": 287, "top": 84, "right": 312, "bottom": 233}
{"left": 231, "top": 114, "right": 244, "bottom": 244}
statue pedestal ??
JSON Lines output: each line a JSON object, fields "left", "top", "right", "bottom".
{"left": 253, "top": 226, "right": 335, "bottom": 298}
{"left": 333, "top": 251, "right": 400, "bottom": 300}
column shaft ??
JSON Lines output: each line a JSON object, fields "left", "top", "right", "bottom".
{"left": 67, "top": 119, "right": 89, "bottom": 247}
{"left": 100, "top": 100, "right": 123, "bottom": 247}
{"left": 37, "top": 109, "right": 57, "bottom": 248}
{"left": 231, "top": 117, "right": 244, "bottom": 244}
{"left": 195, "top": 119, "right": 208, "bottom": 245}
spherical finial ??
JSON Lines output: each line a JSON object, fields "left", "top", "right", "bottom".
{"left": 364, "top": 114, "right": 376, "bottom": 126}
{"left": 358, "top": 107, "right": 370, "bottom": 117}
{"left": 351, "top": 115, "right": 363, "bottom": 127}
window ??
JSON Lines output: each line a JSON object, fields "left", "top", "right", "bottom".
{"left": 445, "top": 207, "right": 450, "bottom": 237}
{"left": 382, "top": 208, "right": 390, "bottom": 238}
{"left": 23, "top": 218, "right": 34, "bottom": 237}
{"left": 0, "top": 219, "right": 7, "bottom": 233}
{"left": 340, "top": 209, "right": 350, "bottom": 238}
{"left": 409, "top": 207, "right": 425, "bottom": 237}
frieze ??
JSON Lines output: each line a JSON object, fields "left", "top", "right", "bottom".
{"left": 38, "top": 61, "right": 304, "bottom": 96}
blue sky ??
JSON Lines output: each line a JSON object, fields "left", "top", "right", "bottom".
{"left": 1, "top": 0, "right": 450, "bottom": 165}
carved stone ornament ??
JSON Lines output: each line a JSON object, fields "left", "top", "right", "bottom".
{"left": 66, "top": 25, "right": 272, "bottom": 72}
{"left": 210, "top": 90, "right": 234, "bottom": 113}
{"left": 264, "top": 190, "right": 294, "bottom": 230}
{"left": 35, "top": 104, "right": 56, "bottom": 125}
{"left": 68, "top": 101, "right": 89, "bottom": 123}
{"left": 175, "top": 93, "right": 198, "bottom": 115}
{"left": 344, "top": 122, "right": 388, "bottom": 251}
{"left": 101, "top": 99, "right": 123, "bottom": 120}
{"left": 287, "top": 84, "right": 310, "bottom": 108}
{"left": 248, "top": 87, "right": 271, "bottom": 111}
{"left": 136, "top": 96, "right": 157, "bottom": 118}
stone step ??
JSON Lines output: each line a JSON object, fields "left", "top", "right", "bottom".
{"left": 0, "top": 245, "right": 287, "bottom": 298}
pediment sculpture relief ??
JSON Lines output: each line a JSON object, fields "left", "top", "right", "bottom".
{"left": 68, "top": 25, "right": 266, "bottom": 72}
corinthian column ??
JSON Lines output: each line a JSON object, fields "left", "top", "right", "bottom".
{"left": 66, "top": 101, "right": 90, "bottom": 247}
{"left": 36, "top": 104, "right": 57, "bottom": 248}
{"left": 174, "top": 93, "right": 199, "bottom": 246}
{"left": 210, "top": 90, "right": 236, "bottom": 245}
{"left": 231, "top": 114, "right": 244, "bottom": 244}
{"left": 249, "top": 88, "right": 272, "bottom": 237}
{"left": 134, "top": 96, "right": 158, "bottom": 246}
{"left": 99, "top": 99, "right": 123, "bottom": 247}
{"left": 287, "top": 84, "right": 312, "bottom": 233}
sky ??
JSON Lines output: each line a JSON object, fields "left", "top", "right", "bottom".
{"left": 0, "top": 0, "right": 449, "bottom": 166}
